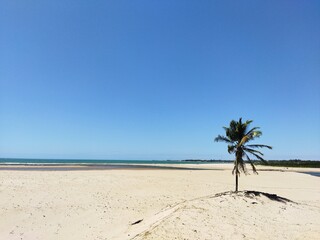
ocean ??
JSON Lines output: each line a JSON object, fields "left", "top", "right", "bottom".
{"left": 0, "top": 158, "right": 216, "bottom": 165}
{"left": 0, "top": 158, "right": 220, "bottom": 171}
{"left": 301, "top": 172, "right": 320, "bottom": 177}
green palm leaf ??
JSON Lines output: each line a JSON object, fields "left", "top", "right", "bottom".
{"left": 243, "top": 148, "right": 264, "bottom": 156}
{"left": 247, "top": 151, "right": 267, "bottom": 163}
{"left": 246, "top": 144, "right": 272, "bottom": 149}
{"left": 244, "top": 152, "right": 257, "bottom": 174}
{"left": 214, "top": 135, "right": 232, "bottom": 143}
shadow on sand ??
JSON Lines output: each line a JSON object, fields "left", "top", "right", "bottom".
{"left": 213, "top": 190, "right": 295, "bottom": 204}
{"left": 244, "top": 191, "right": 294, "bottom": 203}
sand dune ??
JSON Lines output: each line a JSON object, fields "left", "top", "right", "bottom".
{"left": 0, "top": 164, "right": 319, "bottom": 240}
{"left": 129, "top": 191, "right": 320, "bottom": 240}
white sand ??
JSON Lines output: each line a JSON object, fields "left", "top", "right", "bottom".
{"left": 0, "top": 164, "right": 319, "bottom": 240}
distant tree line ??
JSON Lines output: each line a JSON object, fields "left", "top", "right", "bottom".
{"left": 256, "top": 160, "right": 320, "bottom": 168}
{"left": 182, "top": 159, "right": 320, "bottom": 168}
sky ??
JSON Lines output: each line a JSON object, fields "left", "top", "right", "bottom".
{"left": 1, "top": 1, "right": 319, "bottom": 160}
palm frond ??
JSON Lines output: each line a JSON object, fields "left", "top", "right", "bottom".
{"left": 244, "top": 148, "right": 264, "bottom": 156}
{"left": 228, "top": 120, "right": 241, "bottom": 141}
{"left": 239, "top": 135, "right": 249, "bottom": 146}
{"left": 246, "top": 151, "right": 268, "bottom": 164}
{"left": 244, "top": 120, "right": 253, "bottom": 126}
{"left": 246, "top": 127, "right": 260, "bottom": 136}
{"left": 244, "top": 153, "right": 258, "bottom": 174}
{"left": 251, "top": 130, "right": 262, "bottom": 138}
{"left": 238, "top": 158, "right": 248, "bottom": 175}
{"left": 232, "top": 164, "right": 236, "bottom": 175}
{"left": 214, "top": 135, "right": 232, "bottom": 143}
{"left": 246, "top": 144, "right": 272, "bottom": 149}
{"left": 232, "top": 163, "right": 240, "bottom": 175}
{"left": 227, "top": 145, "right": 236, "bottom": 154}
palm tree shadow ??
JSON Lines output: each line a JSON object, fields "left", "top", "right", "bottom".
{"left": 244, "top": 191, "right": 295, "bottom": 204}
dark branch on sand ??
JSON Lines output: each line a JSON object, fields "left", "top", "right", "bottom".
{"left": 131, "top": 219, "right": 143, "bottom": 225}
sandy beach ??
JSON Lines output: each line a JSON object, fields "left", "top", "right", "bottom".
{"left": 0, "top": 164, "right": 319, "bottom": 240}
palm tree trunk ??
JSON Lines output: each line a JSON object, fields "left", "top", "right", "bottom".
{"left": 235, "top": 173, "right": 238, "bottom": 192}
{"left": 235, "top": 149, "right": 241, "bottom": 192}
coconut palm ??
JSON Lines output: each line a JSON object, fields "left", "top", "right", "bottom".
{"left": 214, "top": 118, "right": 272, "bottom": 192}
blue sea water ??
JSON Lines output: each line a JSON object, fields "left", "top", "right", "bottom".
{"left": 301, "top": 172, "right": 320, "bottom": 177}
{"left": 0, "top": 158, "right": 216, "bottom": 165}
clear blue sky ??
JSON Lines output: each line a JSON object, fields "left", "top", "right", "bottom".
{"left": 1, "top": 1, "right": 319, "bottom": 160}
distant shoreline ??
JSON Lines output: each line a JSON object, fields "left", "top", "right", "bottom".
{"left": 1, "top": 158, "right": 319, "bottom": 168}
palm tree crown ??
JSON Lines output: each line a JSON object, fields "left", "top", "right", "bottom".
{"left": 215, "top": 118, "right": 272, "bottom": 191}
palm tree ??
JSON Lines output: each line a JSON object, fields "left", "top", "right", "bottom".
{"left": 214, "top": 118, "right": 272, "bottom": 192}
